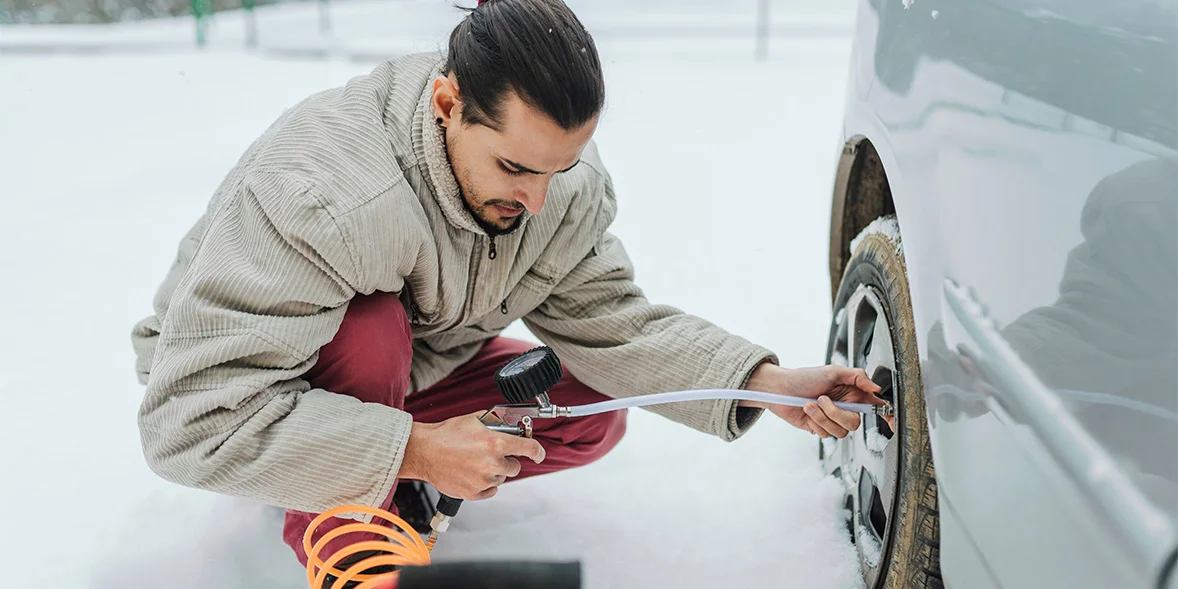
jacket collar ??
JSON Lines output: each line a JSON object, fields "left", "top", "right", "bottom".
{"left": 410, "top": 62, "right": 532, "bottom": 237}
{"left": 411, "top": 73, "right": 486, "bottom": 235}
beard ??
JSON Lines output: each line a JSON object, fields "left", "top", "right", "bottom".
{"left": 446, "top": 130, "right": 525, "bottom": 237}
{"left": 460, "top": 189, "right": 525, "bottom": 237}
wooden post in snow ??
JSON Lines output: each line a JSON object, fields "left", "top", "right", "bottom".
{"left": 755, "top": 0, "right": 770, "bottom": 61}
{"left": 318, "top": 0, "right": 332, "bottom": 35}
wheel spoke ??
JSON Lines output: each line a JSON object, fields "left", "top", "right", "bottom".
{"left": 842, "top": 429, "right": 859, "bottom": 486}
{"left": 822, "top": 437, "right": 841, "bottom": 476}
{"left": 850, "top": 294, "right": 872, "bottom": 371}
{"left": 865, "top": 293, "right": 896, "bottom": 375}
{"left": 846, "top": 292, "right": 862, "bottom": 374}
{"left": 859, "top": 431, "right": 887, "bottom": 486}
{"left": 879, "top": 429, "right": 899, "bottom": 511}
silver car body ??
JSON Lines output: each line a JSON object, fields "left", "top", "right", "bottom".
{"left": 829, "top": 0, "right": 1178, "bottom": 587}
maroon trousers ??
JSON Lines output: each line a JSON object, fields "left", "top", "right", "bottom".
{"left": 282, "top": 292, "right": 628, "bottom": 566}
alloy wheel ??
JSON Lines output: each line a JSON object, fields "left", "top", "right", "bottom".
{"left": 821, "top": 283, "right": 901, "bottom": 586}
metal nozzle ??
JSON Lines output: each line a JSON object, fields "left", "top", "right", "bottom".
{"left": 873, "top": 404, "right": 895, "bottom": 417}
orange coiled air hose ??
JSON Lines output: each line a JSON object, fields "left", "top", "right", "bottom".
{"left": 303, "top": 504, "right": 433, "bottom": 589}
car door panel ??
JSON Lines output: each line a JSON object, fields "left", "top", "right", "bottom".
{"left": 854, "top": 0, "right": 1178, "bottom": 585}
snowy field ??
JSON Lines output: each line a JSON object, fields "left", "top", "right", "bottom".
{"left": 1, "top": 1, "right": 862, "bottom": 587}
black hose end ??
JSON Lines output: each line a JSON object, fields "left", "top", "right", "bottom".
{"left": 399, "top": 561, "right": 581, "bottom": 589}
{"left": 436, "top": 494, "right": 462, "bottom": 517}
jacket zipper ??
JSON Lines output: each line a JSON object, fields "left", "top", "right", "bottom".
{"left": 459, "top": 238, "right": 483, "bottom": 327}
{"left": 490, "top": 237, "right": 508, "bottom": 314}
{"left": 404, "top": 284, "right": 422, "bottom": 325}
{"left": 490, "top": 236, "right": 505, "bottom": 314}
{"left": 409, "top": 234, "right": 497, "bottom": 328}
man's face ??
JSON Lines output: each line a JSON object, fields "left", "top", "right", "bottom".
{"left": 432, "top": 75, "right": 599, "bottom": 236}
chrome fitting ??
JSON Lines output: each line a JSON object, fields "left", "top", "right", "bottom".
{"left": 429, "top": 512, "right": 451, "bottom": 534}
{"left": 538, "top": 405, "right": 572, "bottom": 419}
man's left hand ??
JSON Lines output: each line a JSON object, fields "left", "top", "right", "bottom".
{"left": 740, "top": 363, "right": 895, "bottom": 437}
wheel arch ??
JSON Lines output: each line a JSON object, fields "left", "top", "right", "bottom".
{"left": 828, "top": 136, "right": 897, "bottom": 304}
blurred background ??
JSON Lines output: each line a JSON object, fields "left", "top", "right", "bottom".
{"left": 1, "top": 0, "right": 854, "bottom": 58}
{"left": 4, "top": 0, "right": 273, "bottom": 24}
{"left": 1, "top": 1, "right": 866, "bottom": 588}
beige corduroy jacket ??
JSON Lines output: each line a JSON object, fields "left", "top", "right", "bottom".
{"left": 131, "top": 52, "right": 777, "bottom": 518}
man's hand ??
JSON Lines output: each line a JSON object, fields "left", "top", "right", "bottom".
{"left": 399, "top": 412, "right": 546, "bottom": 500}
{"left": 740, "top": 364, "right": 895, "bottom": 437}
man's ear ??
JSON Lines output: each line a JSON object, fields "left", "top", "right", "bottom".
{"left": 431, "top": 74, "right": 461, "bottom": 126}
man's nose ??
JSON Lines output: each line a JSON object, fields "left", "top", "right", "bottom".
{"left": 515, "top": 179, "right": 550, "bottom": 215}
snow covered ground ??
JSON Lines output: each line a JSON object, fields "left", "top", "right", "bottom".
{"left": 0, "top": 1, "right": 862, "bottom": 587}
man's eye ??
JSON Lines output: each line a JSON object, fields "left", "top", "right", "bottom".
{"left": 499, "top": 162, "right": 526, "bottom": 176}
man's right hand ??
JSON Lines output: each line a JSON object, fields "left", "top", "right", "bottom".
{"left": 399, "top": 412, "right": 546, "bottom": 500}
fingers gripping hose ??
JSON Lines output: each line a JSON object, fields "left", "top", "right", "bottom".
{"left": 303, "top": 505, "right": 432, "bottom": 589}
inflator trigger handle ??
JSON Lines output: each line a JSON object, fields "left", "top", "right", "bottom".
{"left": 430, "top": 348, "right": 563, "bottom": 543}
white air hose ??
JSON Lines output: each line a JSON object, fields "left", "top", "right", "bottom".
{"left": 565, "top": 389, "right": 885, "bottom": 417}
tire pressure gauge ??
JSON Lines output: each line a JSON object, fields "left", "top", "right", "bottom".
{"left": 494, "top": 346, "right": 563, "bottom": 404}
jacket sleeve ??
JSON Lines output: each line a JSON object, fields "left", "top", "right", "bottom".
{"left": 522, "top": 231, "right": 778, "bottom": 441}
{"left": 136, "top": 170, "right": 411, "bottom": 520}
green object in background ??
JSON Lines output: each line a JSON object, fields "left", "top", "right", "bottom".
{"left": 244, "top": 0, "right": 258, "bottom": 47}
{"left": 192, "top": 0, "right": 213, "bottom": 47}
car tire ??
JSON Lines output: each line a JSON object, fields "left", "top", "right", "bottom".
{"left": 820, "top": 217, "right": 943, "bottom": 589}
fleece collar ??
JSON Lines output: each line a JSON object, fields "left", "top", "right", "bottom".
{"left": 412, "top": 69, "right": 535, "bottom": 237}
{"left": 413, "top": 75, "right": 484, "bottom": 235}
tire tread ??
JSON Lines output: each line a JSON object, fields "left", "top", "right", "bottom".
{"left": 829, "top": 228, "right": 943, "bottom": 589}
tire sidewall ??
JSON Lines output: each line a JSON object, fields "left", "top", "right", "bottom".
{"left": 825, "top": 231, "right": 940, "bottom": 589}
